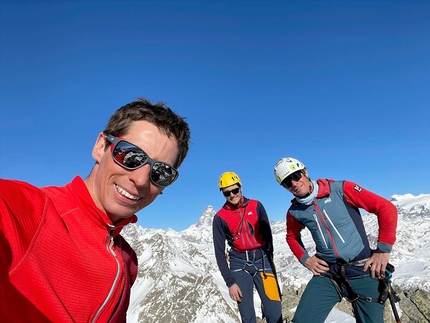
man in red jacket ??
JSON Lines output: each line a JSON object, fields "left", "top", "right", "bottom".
{"left": 0, "top": 98, "right": 191, "bottom": 322}
{"left": 213, "top": 172, "right": 283, "bottom": 323}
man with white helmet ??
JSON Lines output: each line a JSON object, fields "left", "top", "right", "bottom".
{"left": 212, "top": 172, "right": 283, "bottom": 323}
{"left": 273, "top": 157, "right": 398, "bottom": 323}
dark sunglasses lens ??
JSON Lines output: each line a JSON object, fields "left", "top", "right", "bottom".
{"left": 223, "top": 187, "right": 240, "bottom": 197}
{"left": 282, "top": 171, "right": 302, "bottom": 188}
{"left": 281, "top": 179, "right": 291, "bottom": 188}
{"left": 112, "top": 139, "right": 178, "bottom": 187}
{"left": 150, "top": 162, "right": 178, "bottom": 187}
{"left": 113, "top": 142, "right": 148, "bottom": 169}
{"left": 291, "top": 171, "right": 302, "bottom": 181}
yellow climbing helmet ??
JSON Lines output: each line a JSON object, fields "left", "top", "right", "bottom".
{"left": 218, "top": 172, "right": 241, "bottom": 190}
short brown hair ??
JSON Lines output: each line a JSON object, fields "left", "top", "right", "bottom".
{"left": 103, "top": 98, "right": 191, "bottom": 168}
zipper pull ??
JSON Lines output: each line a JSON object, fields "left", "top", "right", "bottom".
{"left": 107, "top": 223, "right": 116, "bottom": 236}
{"left": 313, "top": 214, "right": 319, "bottom": 229}
{"left": 106, "top": 223, "right": 116, "bottom": 255}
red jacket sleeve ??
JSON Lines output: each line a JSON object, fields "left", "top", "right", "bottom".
{"left": 0, "top": 179, "right": 46, "bottom": 271}
{"left": 286, "top": 211, "right": 309, "bottom": 265}
{"left": 343, "top": 181, "right": 398, "bottom": 252}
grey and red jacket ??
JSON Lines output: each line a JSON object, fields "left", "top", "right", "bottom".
{"left": 0, "top": 176, "right": 138, "bottom": 322}
{"left": 213, "top": 197, "right": 273, "bottom": 287}
{"left": 286, "top": 179, "right": 398, "bottom": 277}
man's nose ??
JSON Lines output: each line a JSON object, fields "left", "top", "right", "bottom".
{"left": 128, "top": 164, "right": 152, "bottom": 188}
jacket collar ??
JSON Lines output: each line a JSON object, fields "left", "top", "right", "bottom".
{"left": 223, "top": 196, "right": 249, "bottom": 211}
{"left": 70, "top": 176, "right": 137, "bottom": 237}
{"left": 315, "top": 178, "right": 334, "bottom": 197}
{"left": 291, "top": 178, "right": 334, "bottom": 204}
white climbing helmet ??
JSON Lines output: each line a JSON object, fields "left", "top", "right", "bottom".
{"left": 274, "top": 157, "right": 306, "bottom": 185}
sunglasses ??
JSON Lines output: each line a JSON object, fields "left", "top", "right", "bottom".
{"left": 222, "top": 187, "right": 240, "bottom": 197}
{"left": 105, "top": 134, "right": 179, "bottom": 187}
{"left": 281, "top": 171, "right": 302, "bottom": 188}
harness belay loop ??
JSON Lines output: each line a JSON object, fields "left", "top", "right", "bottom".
{"left": 231, "top": 248, "right": 268, "bottom": 277}
{"left": 328, "top": 261, "right": 401, "bottom": 322}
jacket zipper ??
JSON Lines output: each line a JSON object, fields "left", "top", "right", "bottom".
{"left": 91, "top": 224, "right": 121, "bottom": 323}
{"left": 323, "top": 209, "right": 345, "bottom": 243}
{"left": 313, "top": 213, "right": 328, "bottom": 248}
{"left": 240, "top": 206, "right": 252, "bottom": 248}
{"left": 313, "top": 201, "right": 341, "bottom": 258}
{"left": 235, "top": 205, "right": 258, "bottom": 250}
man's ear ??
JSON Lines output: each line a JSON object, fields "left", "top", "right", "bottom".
{"left": 92, "top": 133, "right": 107, "bottom": 162}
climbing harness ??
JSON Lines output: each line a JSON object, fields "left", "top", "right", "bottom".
{"left": 231, "top": 249, "right": 268, "bottom": 277}
{"left": 230, "top": 249, "right": 283, "bottom": 300}
{"left": 328, "top": 260, "right": 401, "bottom": 322}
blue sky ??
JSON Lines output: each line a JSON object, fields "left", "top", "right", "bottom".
{"left": 1, "top": 1, "right": 429, "bottom": 231}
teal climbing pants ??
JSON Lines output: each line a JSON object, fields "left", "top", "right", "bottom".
{"left": 293, "top": 275, "right": 384, "bottom": 323}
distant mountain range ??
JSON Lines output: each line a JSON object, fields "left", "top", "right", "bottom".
{"left": 122, "top": 193, "right": 430, "bottom": 323}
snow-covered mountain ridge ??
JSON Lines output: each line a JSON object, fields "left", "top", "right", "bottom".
{"left": 122, "top": 193, "right": 430, "bottom": 323}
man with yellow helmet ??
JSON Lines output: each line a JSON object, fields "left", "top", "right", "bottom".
{"left": 212, "top": 172, "right": 283, "bottom": 323}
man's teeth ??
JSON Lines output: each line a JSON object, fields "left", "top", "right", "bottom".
{"left": 115, "top": 185, "right": 140, "bottom": 200}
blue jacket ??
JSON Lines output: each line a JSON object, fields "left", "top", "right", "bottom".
{"left": 287, "top": 179, "right": 397, "bottom": 277}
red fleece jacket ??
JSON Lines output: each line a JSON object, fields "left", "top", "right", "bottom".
{"left": 0, "top": 177, "right": 138, "bottom": 322}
